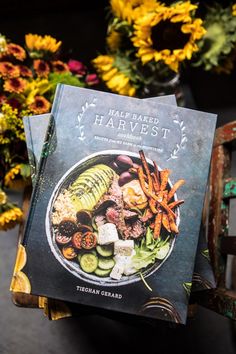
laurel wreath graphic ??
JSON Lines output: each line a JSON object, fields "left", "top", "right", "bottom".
{"left": 167, "top": 115, "right": 187, "bottom": 161}
{"left": 77, "top": 98, "right": 97, "bottom": 141}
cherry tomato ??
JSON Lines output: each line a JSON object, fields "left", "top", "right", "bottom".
{"left": 72, "top": 232, "right": 83, "bottom": 249}
{"left": 81, "top": 232, "right": 97, "bottom": 250}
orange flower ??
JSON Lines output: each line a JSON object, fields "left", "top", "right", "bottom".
{"left": 51, "top": 60, "right": 69, "bottom": 73}
{"left": 0, "top": 62, "right": 20, "bottom": 79}
{"left": 18, "top": 65, "right": 33, "bottom": 78}
{"left": 33, "top": 59, "right": 50, "bottom": 77}
{"left": 4, "top": 77, "right": 27, "bottom": 93}
{"left": 7, "top": 43, "right": 26, "bottom": 61}
{"left": 29, "top": 96, "right": 51, "bottom": 114}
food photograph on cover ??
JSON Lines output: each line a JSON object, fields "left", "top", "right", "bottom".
{"left": 48, "top": 150, "right": 184, "bottom": 285}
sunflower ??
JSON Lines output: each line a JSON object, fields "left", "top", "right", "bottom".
{"left": 7, "top": 43, "right": 26, "bottom": 61}
{"left": 194, "top": 4, "right": 236, "bottom": 72}
{"left": 25, "top": 34, "right": 61, "bottom": 53}
{"left": 33, "top": 59, "right": 50, "bottom": 78}
{"left": 4, "top": 164, "right": 25, "bottom": 190}
{"left": 0, "top": 62, "right": 20, "bottom": 79}
{"left": 4, "top": 77, "right": 27, "bottom": 94}
{"left": 51, "top": 60, "right": 69, "bottom": 73}
{"left": 233, "top": 4, "right": 236, "bottom": 16}
{"left": 132, "top": 1, "right": 205, "bottom": 72}
{"left": 93, "top": 54, "right": 136, "bottom": 96}
{"left": 18, "top": 65, "right": 33, "bottom": 78}
{"left": 29, "top": 95, "right": 51, "bottom": 114}
{"left": 0, "top": 207, "right": 23, "bottom": 231}
{"left": 0, "top": 189, "right": 7, "bottom": 205}
{"left": 0, "top": 34, "right": 7, "bottom": 54}
{"left": 110, "top": 0, "right": 159, "bottom": 23}
{"left": 107, "top": 30, "right": 122, "bottom": 52}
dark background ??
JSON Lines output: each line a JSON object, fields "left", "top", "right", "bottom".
{"left": 1, "top": 0, "right": 235, "bottom": 126}
{"left": 0, "top": 1, "right": 236, "bottom": 353}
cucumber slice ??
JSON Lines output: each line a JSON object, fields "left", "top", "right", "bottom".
{"left": 94, "top": 267, "right": 111, "bottom": 277}
{"left": 80, "top": 253, "right": 98, "bottom": 273}
{"left": 155, "top": 243, "right": 170, "bottom": 260}
{"left": 96, "top": 245, "right": 113, "bottom": 257}
{"left": 98, "top": 257, "right": 115, "bottom": 270}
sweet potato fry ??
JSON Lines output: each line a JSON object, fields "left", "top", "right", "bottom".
{"left": 169, "top": 200, "right": 184, "bottom": 209}
{"left": 160, "top": 169, "right": 171, "bottom": 191}
{"left": 162, "top": 213, "right": 171, "bottom": 232}
{"left": 149, "top": 199, "right": 158, "bottom": 214}
{"left": 153, "top": 161, "right": 161, "bottom": 191}
{"left": 138, "top": 167, "right": 176, "bottom": 219}
{"left": 139, "top": 150, "right": 153, "bottom": 192}
{"left": 167, "top": 179, "right": 185, "bottom": 201}
{"left": 168, "top": 213, "right": 179, "bottom": 234}
{"left": 151, "top": 172, "right": 160, "bottom": 193}
{"left": 154, "top": 213, "right": 162, "bottom": 239}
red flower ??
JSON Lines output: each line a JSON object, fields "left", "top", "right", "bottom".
{"left": 85, "top": 73, "right": 99, "bottom": 86}
{"left": 18, "top": 65, "right": 33, "bottom": 78}
{"left": 51, "top": 60, "right": 69, "bottom": 73}
{"left": 68, "top": 59, "right": 87, "bottom": 76}
{"left": 33, "top": 59, "right": 50, "bottom": 78}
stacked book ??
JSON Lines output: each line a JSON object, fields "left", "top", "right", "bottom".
{"left": 10, "top": 85, "right": 217, "bottom": 324}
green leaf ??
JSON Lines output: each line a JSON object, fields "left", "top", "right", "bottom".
{"left": 20, "top": 163, "right": 31, "bottom": 179}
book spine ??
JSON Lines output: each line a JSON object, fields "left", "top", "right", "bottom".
{"left": 22, "top": 84, "right": 65, "bottom": 246}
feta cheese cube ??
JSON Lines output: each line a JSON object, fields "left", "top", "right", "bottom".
{"left": 114, "top": 250, "right": 136, "bottom": 276}
{"left": 97, "top": 223, "right": 119, "bottom": 245}
{"left": 110, "top": 263, "right": 124, "bottom": 280}
{"left": 114, "top": 240, "right": 134, "bottom": 256}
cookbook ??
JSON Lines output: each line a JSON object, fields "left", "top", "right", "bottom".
{"left": 11, "top": 85, "right": 217, "bottom": 324}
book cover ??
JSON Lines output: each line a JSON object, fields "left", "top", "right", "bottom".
{"left": 12, "top": 85, "right": 217, "bottom": 324}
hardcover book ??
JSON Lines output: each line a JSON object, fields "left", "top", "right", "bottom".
{"left": 12, "top": 85, "right": 217, "bottom": 324}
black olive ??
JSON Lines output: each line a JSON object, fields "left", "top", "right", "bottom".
{"left": 58, "top": 219, "right": 78, "bottom": 237}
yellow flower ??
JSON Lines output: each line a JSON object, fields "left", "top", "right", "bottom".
{"left": 132, "top": 1, "right": 206, "bottom": 72}
{"left": 0, "top": 112, "right": 8, "bottom": 134}
{"left": 0, "top": 207, "right": 23, "bottom": 231}
{"left": 4, "top": 164, "right": 26, "bottom": 190}
{"left": 233, "top": 4, "right": 236, "bottom": 16}
{"left": 93, "top": 55, "right": 136, "bottom": 96}
{"left": 0, "top": 34, "right": 7, "bottom": 54}
{"left": 0, "top": 189, "right": 7, "bottom": 205}
{"left": 110, "top": 0, "right": 159, "bottom": 23}
{"left": 25, "top": 79, "right": 50, "bottom": 105}
{"left": 107, "top": 30, "right": 122, "bottom": 52}
{"left": 25, "top": 34, "right": 61, "bottom": 53}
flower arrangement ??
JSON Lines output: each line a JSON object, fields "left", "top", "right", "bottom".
{"left": 193, "top": 3, "right": 236, "bottom": 74}
{"left": 93, "top": 1, "right": 236, "bottom": 97}
{"left": 93, "top": 0, "right": 206, "bottom": 97}
{"left": 0, "top": 33, "right": 99, "bottom": 231}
